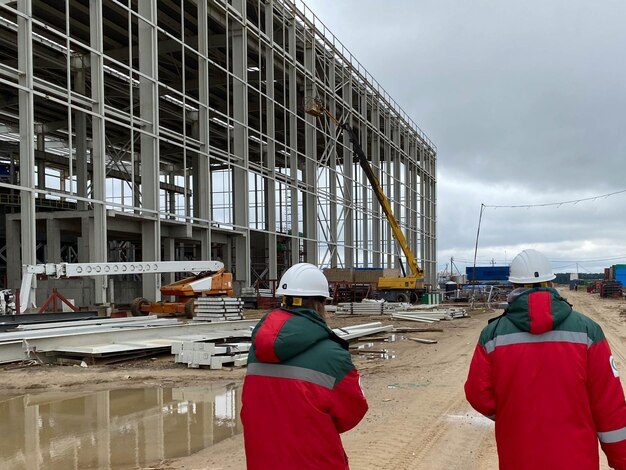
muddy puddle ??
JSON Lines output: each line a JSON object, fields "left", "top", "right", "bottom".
{"left": 0, "top": 383, "right": 241, "bottom": 470}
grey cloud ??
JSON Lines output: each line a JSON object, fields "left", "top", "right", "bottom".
{"left": 304, "top": 0, "right": 626, "bottom": 272}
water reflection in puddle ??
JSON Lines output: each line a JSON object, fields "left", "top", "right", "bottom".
{"left": 0, "top": 383, "right": 242, "bottom": 470}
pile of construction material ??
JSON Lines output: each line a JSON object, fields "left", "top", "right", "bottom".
{"left": 192, "top": 297, "right": 244, "bottom": 322}
{"left": 0, "top": 316, "right": 257, "bottom": 365}
{"left": 600, "top": 280, "right": 623, "bottom": 298}
{"left": 333, "top": 300, "right": 467, "bottom": 322}
{"left": 240, "top": 286, "right": 280, "bottom": 308}
{"left": 391, "top": 307, "right": 468, "bottom": 323}
{"left": 323, "top": 267, "right": 401, "bottom": 283}
{"left": 171, "top": 321, "right": 394, "bottom": 369}
{"left": 333, "top": 321, "right": 394, "bottom": 340}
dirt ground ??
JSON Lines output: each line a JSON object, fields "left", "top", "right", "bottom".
{"left": 3, "top": 289, "right": 626, "bottom": 469}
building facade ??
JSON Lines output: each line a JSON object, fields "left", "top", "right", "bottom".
{"left": 0, "top": 0, "right": 436, "bottom": 307}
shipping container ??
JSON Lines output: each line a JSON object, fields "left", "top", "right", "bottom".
{"left": 465, "top": 266, "right": 510, "bottom": 282}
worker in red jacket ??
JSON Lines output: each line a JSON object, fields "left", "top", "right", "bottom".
{"left": 465, "top": 249, "right": 626, "bottom": 469}
{"left": 241, "top": 263, "right": 368, "bottom": 469}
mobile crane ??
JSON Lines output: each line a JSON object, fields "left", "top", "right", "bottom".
{"left": 305, "top": 97, "right": 427, "bottom": 303}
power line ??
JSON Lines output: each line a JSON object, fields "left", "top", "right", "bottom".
{"left": 471, "top": 189, "right": 626, "bottom": 286}
{"left": 483, "top": 188, "right": 626, "bottom": 209}
{"left": 551, "top": 254, "right": 626, "bottom": 262}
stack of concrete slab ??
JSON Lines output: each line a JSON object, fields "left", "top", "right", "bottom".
{"left": 193, "top": 297, "right": 244, "bottom": 322}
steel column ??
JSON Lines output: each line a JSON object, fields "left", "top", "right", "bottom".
{"left": 342, "top": 78, "right": 354, "bottom": 268}
{"left": 371, "top": 102, "right": 382, "bottom": 267}
{"left": 303, "top": 24, "right": 317, "bottom": 265}
{"left": 231, "top": 2, "right": 251, "bottom": 285}
{"left": 17, "top": 0, "right": 37, "bottom": 309}
{"left": 264, "top": 0, "right": 278, "bottom": 280}
{"left": 138, "top": 0, "right": 161, "bottom": 300}
{"left": 197, "top": 0, "right": 212, "bottom": 261}
{"left": 89, "top": 0, "right": 109, "bottom": 304}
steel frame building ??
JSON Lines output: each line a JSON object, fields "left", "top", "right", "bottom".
{"left": 0, "top": 0, "right": 436, "bottom": 307}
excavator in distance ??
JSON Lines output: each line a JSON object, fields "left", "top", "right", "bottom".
{"left": 130, "top": 261, "right": 233, "bottom": 317}
{"left": 305, "top": 97, "right": 428, "bottom": 303}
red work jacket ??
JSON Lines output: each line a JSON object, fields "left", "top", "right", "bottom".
{"left": 241, "top": 308, "right": 368, "bottom": 469}
{"left": 465, "top": 288, "right": 626, "bottom": 469}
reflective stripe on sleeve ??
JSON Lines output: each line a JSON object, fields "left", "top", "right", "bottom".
{"left": 484, "top": 331, "right": 592, "bottom": 354}
{"left": 598, "top": 426, "right": 626, "bottom": 444}
{"left": 247, "top": 362, "right": 336, "bottom": 389}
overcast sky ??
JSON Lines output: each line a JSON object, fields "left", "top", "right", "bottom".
{"left": 302, "top": 0, "right": 626, "bottom": 275}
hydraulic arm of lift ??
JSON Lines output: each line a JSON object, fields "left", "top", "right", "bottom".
{"left": 19, "top": 261, "right": 225, "bottom": 313}
{"left": 305, "top": 98, "right": 425, "bottom": 298}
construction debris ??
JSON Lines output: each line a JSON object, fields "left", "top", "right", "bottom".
{"left": 172, "top": 341, "right": 250, "bottom": 369}
{"left": 333, "top": 322, "right": 394, "bottom": 341}
{"left": 393, "top": 327, "right": 444, "bottom": 333}
{"left": 409, "top": 337, "right": 438, "bottom": 344}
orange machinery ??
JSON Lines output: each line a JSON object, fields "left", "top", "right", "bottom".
{"left": 130, "top": 263, "right": 233, "bottom": 317}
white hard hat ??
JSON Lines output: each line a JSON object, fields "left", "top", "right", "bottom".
{"left": 276, "top": 263, "right": 330, "bottom": 298}
{"left": 509, "top": 249, "right": 556, "bottom": 284}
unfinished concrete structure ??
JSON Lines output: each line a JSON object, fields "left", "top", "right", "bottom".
{"left": 0, "top": 0, "right": 437, "bottom": 307}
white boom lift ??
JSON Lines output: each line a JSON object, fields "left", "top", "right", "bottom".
{"left": 19, "top": 261, "right": 226, "bottom": 314}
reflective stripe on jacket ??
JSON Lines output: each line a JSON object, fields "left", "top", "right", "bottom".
{"left": 465, "top": 287, "right": 626, "bottom": 470}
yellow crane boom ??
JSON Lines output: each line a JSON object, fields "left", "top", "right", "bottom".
{"left": 305, "top": 98, "right": 425, "bottom": 302}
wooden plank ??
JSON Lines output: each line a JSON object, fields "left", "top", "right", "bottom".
{"left": 393, "top": 327, "right": 444, "bottom": 333}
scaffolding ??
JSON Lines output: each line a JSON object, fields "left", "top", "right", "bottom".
{"left": 0, "top": 0, "right": 437, "bottom": 308}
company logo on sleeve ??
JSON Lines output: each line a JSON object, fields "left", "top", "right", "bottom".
{"left": 610, "top": 356, "right": 619, "bottom": 378}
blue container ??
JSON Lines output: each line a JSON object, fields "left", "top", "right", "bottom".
{"left": 614, "top": 265, "right": 626, "bottom": 285}
{"left": 465, "top": 266, "right": 510, "bottom": 282}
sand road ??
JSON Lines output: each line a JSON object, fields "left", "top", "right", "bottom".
{"left": 2, "top": 289, "right": 623, "bottom": 469}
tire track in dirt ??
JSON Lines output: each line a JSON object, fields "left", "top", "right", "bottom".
{"left": 559, "top": 290, "right": 626, "bottom": 470}
{"left": 344, "top": 317, "right": 495, "bottom": 470}
{"left": 565, "top": 291, "right": 626, "bottom": 374}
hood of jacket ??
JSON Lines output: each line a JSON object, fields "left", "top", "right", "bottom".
{"left": 252, "top": 307, "right": 347, "bottom": 363}
{"left": 504, "top": 287, "right": 572, "bottom": 334}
